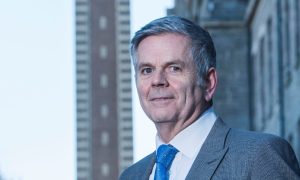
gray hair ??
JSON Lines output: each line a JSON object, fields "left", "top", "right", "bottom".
{"left": 130, "top": 15, "right": 216, "bottom": 89}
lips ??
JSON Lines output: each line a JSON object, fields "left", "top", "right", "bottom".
{"left": 148, "top": 91, "right": 175, "bottom": 102}
{"left": 150, "top": 97, "right": 174, "bottom": 101}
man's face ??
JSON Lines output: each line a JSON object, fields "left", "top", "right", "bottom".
{"left": 135, "top": 33, "right": 205, "bottom": 125}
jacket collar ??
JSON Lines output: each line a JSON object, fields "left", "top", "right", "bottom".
{"left": 141, "top": 152, "right": 156, "bottom": 180}
{"left": 186, "top": 118, "right": 230, "bottom": 180}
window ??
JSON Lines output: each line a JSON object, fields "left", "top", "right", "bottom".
{"left": 100, "top": 104, "right": 109, "bottom": 118}
{"left": 122, "top": 117, "right": 131, "bottom": 122}
{"left": 101, "top": 131, "right": 109, "bottom": 146}
{"left": 119, "top": 11, "right": 129, "bottom": 15}
{"left": 297, "top": 119, "right": 300, "bottom": 159}
{"left": 267, "top": 17, "right": 273, "bottom": 118}
{"left": 121, "top": 97, "right": 131, "bottom": 102}
{"left": 251, "top": 53, "right": 260, "bottom": 130}
{"left": 295, "top": 0, "right": 300, "bottom": 69}
{"left": 259, "top": 37, "right": 266, "bottom": 127}
{"left": 284, "top": 0, "right": 292, "bottom": 86}
{"left": 99, "top": 16, "right": 107, "bottom": 30}
{"left": 121, "top": 88, "right": 131, "bottom": 93}
{"left": 101, "top": 163, "right": 110, "bottom": 177}
{"left": 99, "top": 45, "right": 108, "bottom": 59}
{"left": 119, "top": 1, "right": 129, "bottom": 6}
{"left": 121, "top": 49, "right": 129, "bottom": 54}
{"left": 120, "top": 20, "right": 130, "bottom": 25}
{"left": 123, "top": 156, "right": 133, "bottom": 161}
{"left": 120, "top": 30, "right": 130, "bottom": 34}
{"left": 120, "top": 40, "right": 129, "bottom": 44}
{"left": 123, "top": 146, "right": 133, "bottom": 151}
{"left": 100, "top": 74, "right": 108, "bottom": 88}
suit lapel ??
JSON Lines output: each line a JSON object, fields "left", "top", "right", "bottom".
{"left": 141, "top": 152, "right": 156, "bottom": 180}
{"left": 186, "top": 118, "right": 230, "bottom": 180}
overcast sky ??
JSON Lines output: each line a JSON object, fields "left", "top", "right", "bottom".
{"left": 0, "top": 0, "right": 173, "bottom": 179}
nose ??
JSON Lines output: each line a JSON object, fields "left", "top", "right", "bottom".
{"left": 151, "top": 70, "right": 168, "bottom": 87}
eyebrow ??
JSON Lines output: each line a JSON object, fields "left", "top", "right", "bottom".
{"left": 164, "top": 60, "right": 185, "bottom": 67}
{"left": 137, "top": 59, "right": 185, "bottom": 70}
{"left": 137, "top": 63, "right": 154, "bottom": 71}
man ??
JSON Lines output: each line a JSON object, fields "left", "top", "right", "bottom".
{"left": 120, "top": 16, "right": 300, "bottom": 180}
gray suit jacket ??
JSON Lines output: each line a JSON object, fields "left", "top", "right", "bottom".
{"left": 120, "top": 118, "right": 300, "bottom": 180}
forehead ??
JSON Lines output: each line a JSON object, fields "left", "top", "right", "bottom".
{"left": 138, "top": 33, "right": 190, "bottom": 50}
{"left": 136, "top": 33, "right": 191, "bottom": 63}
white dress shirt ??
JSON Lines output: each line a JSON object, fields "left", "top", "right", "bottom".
{"left": 149, "top": 107, "right": 217, "bottom": 180}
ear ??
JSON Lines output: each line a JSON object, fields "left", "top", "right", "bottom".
{"left": 204, "top": 68, "right": 217, "bottom": 102}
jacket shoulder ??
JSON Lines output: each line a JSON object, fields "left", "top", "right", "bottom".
{"left": 226, "top": 128, "right": 300, "bottom": 178}
{"left": 228, "top": 128, "right": 291, "bottom": 148}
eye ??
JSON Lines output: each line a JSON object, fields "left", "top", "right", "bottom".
{"left": 169, "top": 65, "right": 181, "bottom": 72}
{"left": 141, "top": 67, "right": 153, "bottom": 75}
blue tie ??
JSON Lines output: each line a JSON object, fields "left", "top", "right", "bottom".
{"left": 154, "top": 144, "right": 179, "bottom": 180}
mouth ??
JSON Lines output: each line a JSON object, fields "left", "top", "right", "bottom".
{"left": 150, "top": 97, "right": 174, "bottom": 101}
{"left": 148, "top": 96, "right": 175, "bottom": 107}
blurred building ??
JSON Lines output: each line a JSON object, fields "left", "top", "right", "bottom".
{"left": 75, "top": 0, "right": 133, "bottom": 179}
{"left": 246, "top": 0, "right": 300, "bottom": 159}
{"left": 169, "top": 0, "right": 300, "bottom": 159}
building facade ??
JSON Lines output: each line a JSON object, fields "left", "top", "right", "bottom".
{"left": 246, "top": 0, "right": 300, "bottom": 159}
{"left": 75, "top": 0, "right": 133, "bottom": 179}
{"left": 169, "top": 0, "right": 300, "bottom": 159}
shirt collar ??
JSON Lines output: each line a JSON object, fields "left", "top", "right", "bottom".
{"left": 155, "top": 107, "right": 217, "bottom": 159}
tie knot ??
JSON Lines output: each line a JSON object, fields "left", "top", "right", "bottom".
{"left": 156, "top": 144, "right": 178, "bottom": 170}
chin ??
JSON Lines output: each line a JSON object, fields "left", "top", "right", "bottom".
{"left": 150, "top": 114, "right": 174, "bottom": 124}
{"left": 144, "top": 106, "right": 177, "bottom": 122}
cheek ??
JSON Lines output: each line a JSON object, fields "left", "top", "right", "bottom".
{"left": 137, "top": 83, "right": 148, "bottom": 99}
{"left": 176, "top": 82, "right": 199, "bottom": 103}
{"left": 173, "top": 81, "right": 190, "bottom": 97}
